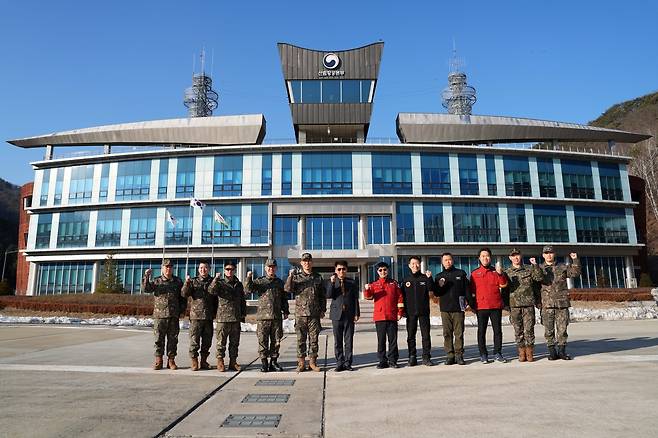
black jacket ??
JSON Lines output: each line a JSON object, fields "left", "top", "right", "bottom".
{"left": 325, "top": 277, "right": 360, "bottom": 321}
{"left": 435, "top": 267, "right": 470, "bottom": 313}
{"left": 401, "top": 272, "right": 436, "bottom": 317}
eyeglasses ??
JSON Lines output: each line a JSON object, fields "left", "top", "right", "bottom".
{"left": 224, "top": 267, "right": 235, "bottom": 271}
{"left": 377, "top": 268, "right": 388, "bottom": 272}
{"left": 336, "top": 267, "right": 347, "bottom": 271}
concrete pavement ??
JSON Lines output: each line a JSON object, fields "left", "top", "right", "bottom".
{"left": 0, "top": 320, "right": 657, "bottom": 437}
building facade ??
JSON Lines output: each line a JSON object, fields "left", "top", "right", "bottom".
{"left": 10, "top": 43, "right": 651, "bottom": 295}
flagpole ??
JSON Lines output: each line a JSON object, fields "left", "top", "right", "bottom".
{"left": 185, "top": 205, "right": 192, "bottom": 275}
{"left": 211, "top": 219, "right": 215, "bottom": 274}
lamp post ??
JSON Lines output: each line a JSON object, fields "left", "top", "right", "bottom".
{"left": 2, "top": 248, "right": 19, "bottom": 282}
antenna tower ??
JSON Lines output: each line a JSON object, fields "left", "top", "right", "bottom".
{"left": 183, "top": 50, "right": 219, "bottom": 117}
{"left": 441, "top": 45, "right": 477, "bottom": 115}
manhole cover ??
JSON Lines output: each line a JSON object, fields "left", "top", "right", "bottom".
{"left": 255, "top": 379, "right": 296, "bottom": 386}
{"left": 242, "top": 393, "right": 290, "bottom": 403}
{"left": 221, "top": 414, "right": 281, "bottom": 428}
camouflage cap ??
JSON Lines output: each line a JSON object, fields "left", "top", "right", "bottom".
{"left": 542, "top": 245, "right": 555, "bottom": 254}
{"left": 509, "top": 248, "right": 521, "bottom": 256}
{"left": 301, "top": 252, "right": 313, "bottom": 261}
{"left": 265, "top": 258, "right": 277, "bottom": 267}
{"left": 162, "top": 258, "right": 173, "bottom": 267}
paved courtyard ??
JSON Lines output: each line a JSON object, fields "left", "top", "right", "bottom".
{"left": 1, "top": 319, "right": 657, "bottom": 437}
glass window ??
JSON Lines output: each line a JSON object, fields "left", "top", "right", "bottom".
{"left": 562, "top": 160, "right": 594, "bottom": 199}
{"left": 213, "top": 155, "right": 243, "bottom": 197}
{"left": 290, "top": 80, "right": 301, "bottom": 103}
{"left": 176, "top": 157, "right": 196, "bottom": 199}
{"left": 116, "top": 160, "right": 151, "bottom": 201}
{"left": 342, "top": 80, "right": 361, "bottom": 103}
{"left": 281, "top": 153, "right": 292, "bottom": 195}
{"left": 158, "top": 158, "right": 169, "bottom": 199}
{"left": 68, "top": 165, "right": 94, "bottom": 204}
{"left": 598, "top": 163, "right": 623, "bottom": 201}
{"left": 57, "top": 211, "right": 90, "bottom": 248}
{"left": 485, "top": 156, "right": 497, "bottom": 195}
{"left": 423, "top": 203, "right": 444, "bottom": 242}
{"left": 361, "top": 81, "right": 372, "bottom": 103}
{"left": 453, "top": 203, "right": 500, "bottom": 242}
{"left": 128, "top": 208, "right": 157, "bottom": 246}
{"left": 96, "top": 210, "right": 122, "bottom": 247}
{"left": 574, "top": 207, "right": 628, "bottom": 243}
{"left": 251, "top": 204, "right": 269, "bottom": 244}
{"left": 372, "top": 153, "right": 412, "bottom": 194}
{"left": 421, "top": 153, "right": 451, "bottom": 194}
{"left": 274, "top": 216, "right": 298, "bottom": 245}
{"left": 574, "top": 256, "right": 626, "bottom": 288}
{"left": 533, "top": 205, "right": 569, "bottom": 242}
{"left": 36, "top": 213, "right": 52, "bottom": 249}
{"left": 99, "top": 164, "right": 110, "bottom": 202}
{"left": 165, "top": 206, "right": 193, "bottom": 245}
{"left": 290, "top": 80, "right": 371, "bottom": 104}
{"left": 507, "top": 204, "right": 527, "bottom": 242}
{"left": 306, "top": 216, "right": 358, "bottom": 250}
{"left": 262, "top": 153, "right": 272, "bottom": 196}
{"left": 301, "top": 80, "right": 321, "bottom": 103}
{"left": 396, "top": 202, "right": 414, "bottom": 242}
{"left": 458, "top": 154, "right": 479, "bottom": 195}
{"left": 537, "top": 158, "right": 556, "bottom": 197}
{"left": 53, "top": 168, "right": 64, "bottom": 205}
{"left": 503, "top": 156, "right": 531, "bottom": 197}
{"left": 202, "top": 204, "right": 241, "bottom": 244}
{"left": 302, "top": 152, "right": 352, "bottom": 195}
{"left": 322, "top": 80, "right": 340, "bottom": 103}
{"left": 40, "top": 169, "right": 51, "bottom": 205}
{"left": 367, "top": 215, "right": 391, "bottom": 244}
{"left": 36, "top": 261, "right": 94, "bottom": 295}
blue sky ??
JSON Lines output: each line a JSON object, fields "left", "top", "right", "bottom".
{"left": 1, "top": 0, "right": 656, "bottom": 185}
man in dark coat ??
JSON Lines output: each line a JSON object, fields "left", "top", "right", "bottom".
{"left": 325, "top": 260, "right": 360, "bottom": 372}
{"left": 400, "top": 256, "right": 435, "bottom": 366}
{"left": 435, "top": 252, "right": 469, "bottom": 365}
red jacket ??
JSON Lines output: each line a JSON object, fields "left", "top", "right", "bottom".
{"left": 469, "top": 265, "right": 508, "bottom": 310}
{"left": 364, "top": 278, "right": 404, "bottom": 321}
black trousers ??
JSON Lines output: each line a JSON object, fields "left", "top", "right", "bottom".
{"left": 406, "top": 314, "right": 431, "bottom": 359}
{"left": 477, "top": 309, "right": 503, "bottom": 356}
{"left": 332, "top": 315, "right": 355, "bottom": 366}
{"left": 375, "top": 320, "right": 399, "bottom": 364}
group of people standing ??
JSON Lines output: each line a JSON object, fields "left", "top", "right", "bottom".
{"left": 141, "top": 246, "right": 580, "bottom": 372}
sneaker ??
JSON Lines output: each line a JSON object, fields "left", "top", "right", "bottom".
{"left": 334, "top": 364, "right": 345, "bottom": 372}
{"left": 344, "top": 364, "right": 354, "bottom": 371}
{"left": 422, "top": 357, "right": 433, "bottom": 366}
{"left": 480, "top": 354, "right": 490, "bottom": 364}
{"left": 376, "top": 361, "right": 389, "bottom": 369}
{"left": 494, "top": 353, "right": 508, "bottom": 363}
{"left": 388, "top": 362, "right": 400, "bottom": 369}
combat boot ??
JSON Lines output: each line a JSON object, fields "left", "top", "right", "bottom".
{"left": 200, "top": 353, "right": 211, "bottom": 370}
{"left": 228, "top": 357, "right": 241, "bottom": 371}
{"left": 217, "top": 357, "right": 225, "bottom": 372}
{"left": 308, "top": 356, "right": 321, "bottom": 372}
{"left": 167, "top": 357, "right": 178, "bottom": 370}
{"left": 455, "top": 355, "right": 466, "bottom": 365}
{"left": 548, "top": 345, "right": 558, "bottom": 361}
{"left": 190, "top": 357, "right": 200, "bottom": 371}
{"left": 153, "top": 356, "right": 163, "bottom": 370}
{"left": 558, "top": 345, "right": 572, "bottom": 360}
{"left": 526, "top": 345, "right": 535, "bottom": 362}
{"left": 260, "top": 359, "right": 269, "bottom": 372}
{"left": 296, "top": 357, "right": 306, "bottom": 372}
{"left": 269, "top": 359, "right": 284, "bottom": 372}
{"left": 518, "top": 346, "right": 527, "bottom": 362}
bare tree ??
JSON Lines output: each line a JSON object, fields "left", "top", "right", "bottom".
{"left": 628, "top": 127, "right": 658, "bottom": 221}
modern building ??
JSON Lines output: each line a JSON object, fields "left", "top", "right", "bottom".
{"left": 9, "top": 42, "right": 652, "bottom": 296}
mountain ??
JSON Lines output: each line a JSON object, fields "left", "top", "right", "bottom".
{"left": 0, "top": 178, "right": 20, "bottom": 289}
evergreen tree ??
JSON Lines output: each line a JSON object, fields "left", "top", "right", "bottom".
{"left": 95, "top": 254, "right": 124, "bottom": 294}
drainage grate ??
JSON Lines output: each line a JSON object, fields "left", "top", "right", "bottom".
{"left": 242, "top": 393, "right": 290, "bottom": 403}
{"left": 255, "top": 379, "right": 296, "bottom": 386}
{"left": 221, "top": 414, "right": 281, "bottom": 428}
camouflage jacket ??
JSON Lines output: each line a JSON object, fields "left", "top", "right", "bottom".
{"left": 141, "top": 275, "right": 184, "bottom": 319}
{"left": 209, "top": 276, "right": 246, "bottom": 323}
{"left": 285, "top": 271, "right": 326, "bottom": 318}
{"left": 245, "top": 275, "right": 290, "bottom": 321}
{"left": 181, "top": 275, "right": 216, "bottom": 320}
{"left": 537, "top": 259, "right": 581, "bottom": 308}
{"left": 505, "top": 265, "right": 543, "bottom": 308}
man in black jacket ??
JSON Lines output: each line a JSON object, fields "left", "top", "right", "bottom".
{"left": 401, "top": 256, "right": 435, "bottom": 366}
{"left": 325, "top": 260, "right": 360, "bottom": 372}
{"left": 435, "top": 253, "right": 469, "bottom": 365}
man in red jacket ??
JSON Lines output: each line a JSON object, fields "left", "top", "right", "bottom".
{"left": 364, "top": 261, "right": 404, "bottom": 369}
{"left": 469, "top": 248, "right": 508, "bottom": 364}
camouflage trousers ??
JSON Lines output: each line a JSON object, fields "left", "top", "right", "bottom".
{"left": 216, "top": 321, "right": 241, "bottom": 359}
{"left": 510, "top": 306, "right": 536, "bottom": 347}
{"left": 257, "top": 319, "right": 283, "bottom": 359}
{"left": 153, "top": 317, "right": 179, "bottom": 358}
{"left": 189, "top": 319, "right": 213, "bottom": 359}
{"left": 295, "top": 316, "right": 321, "bottom": 359}
{"left": 542, "top": 307, "right": 570, "bottom": 347}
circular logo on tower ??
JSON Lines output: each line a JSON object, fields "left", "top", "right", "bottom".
{"left": 323, "top": 53, "right": 340, "bottom": 70}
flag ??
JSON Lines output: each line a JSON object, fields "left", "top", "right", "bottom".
{"left": 190, "top": 197, "right": 205, "bottom": 209}
{"left": 214, "top": 209, "right": 230, "bottom": 228}
{"left": 166, "top": 209, "right": 178, "bottom": 227}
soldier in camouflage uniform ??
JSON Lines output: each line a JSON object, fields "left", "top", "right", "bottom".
{"left": 505, "top": 249, "right": 543, "bottom": 362}
{"left": 284, "top": 253, "right": 326, "bottom": 372}
{"left": 536, "top": 245, "right": 581, "bottom": 360}
{"left": 245, "top": 259, "right": 290, "bottom": 372}
{"left": 181, "top": 261, "right": 216, "bottom": 371}
{"left": 141, "top": 259, "right": 184, "bottom": 370}
{"left": 209, "top": 261, "right": 246, "bottom": 372}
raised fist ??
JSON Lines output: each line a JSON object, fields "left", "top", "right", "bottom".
{"left": 365, "top": 283, "right": 371, "bottom": 291}
{"left": 185, "top": 275, "right": 191, "bottom": 282}
{"left": 288, "top": 269, "right": 295, "bottom": 277}
{"left": 330, "top": 274, "right": 337, "bottom": 283}
{"left": 246, "top": 271, "right": 253, "bottom": 279}
{"left": 438, "top": 277, "right": 446, "bottom": 287}
{"left": 215, "top": 272, "right": 222, "bottom": 279}
{"left": 495, "top": 262, "right": 503, "bottom": 274}
{"left": 144, "top": 268, "right": 152, "bottom": 278}
{"left": 569, "top": 253, "right": 578, "bottom": 260}
{"left": 425, "top": 270, "right": 432, "bottom": 278}
{"left": 529, "top": 257, "right": 537, "bottom": 265}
